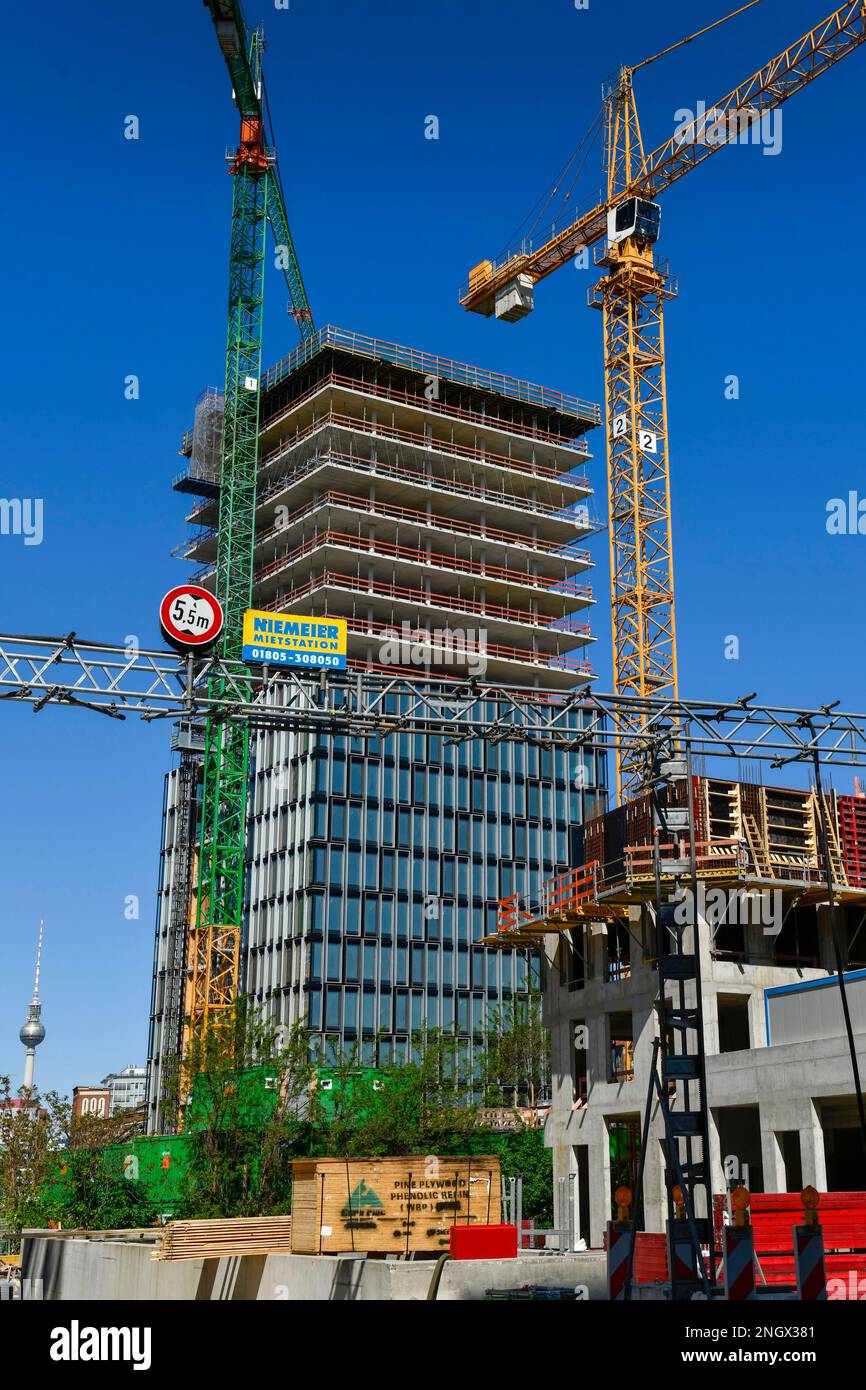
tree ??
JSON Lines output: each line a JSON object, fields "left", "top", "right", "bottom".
{"left": 311, "top": 1030, "right": 480, "bottom": 1157}
{"left": 169, "top": 1003, "right": 315, "bottom": 1218}
{"left": 0, "top": 1076, "right": 69, "bottom": 1242}
{"left": 481, "top": 994, "right": 550, "bottom": 1110}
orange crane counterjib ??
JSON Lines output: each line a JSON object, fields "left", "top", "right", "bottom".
{"left": 460, "top": 0, "right": 866, "bottom": 312}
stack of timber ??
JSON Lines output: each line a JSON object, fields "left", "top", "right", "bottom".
{"left": 153, "top": 1215, "right": 292, "bottom": 1261}
{"left": 291, "top": 1155, "right": 502, "bottom": 1255}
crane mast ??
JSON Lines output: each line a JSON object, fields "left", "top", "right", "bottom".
{"left": 590, "top": 71, "right": 678, "bottom": 799}
{"left": 186, "top": 2, "right": 314, "bottom": 1063}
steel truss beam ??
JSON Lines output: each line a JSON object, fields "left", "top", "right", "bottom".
{"left": 1, "top": 632, "right": 865, "bottom": 773}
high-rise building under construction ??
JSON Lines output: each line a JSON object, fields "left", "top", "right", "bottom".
{"left": 145, "top": 326, "right": 606, "bottom": 1129}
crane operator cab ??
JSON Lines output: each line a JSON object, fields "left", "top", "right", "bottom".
{"left": 607, "top": 197, "right": 662, "bottom": 247}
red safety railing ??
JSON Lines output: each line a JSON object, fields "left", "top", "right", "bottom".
{"left": 186, "top": 447, "right": 591, "bottom": 528}
{"left": 496, "top": 863, "right": 602, "bottom": 933}
{"left": 186, "top": 489, "right": 594, "bottom": 566}
{"left": 261, "top": 371, "right": 591, "bottom": 452}
{"left": 258, "top": 568, "right": 594, "bottom": 637}
{"left": 257, "top": 410, "right": 591, "bottom": 488}
{"left": 242, "top": 530, "right": 594, "bottom": 600}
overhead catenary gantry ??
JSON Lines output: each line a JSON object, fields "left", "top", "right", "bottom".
{"left": 3, "top": 631, "right": 866, "bottom": 776}
{"left": 460, "top": 1, "right": 866, "bottom": 800}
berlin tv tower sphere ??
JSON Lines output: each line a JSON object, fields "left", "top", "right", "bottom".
{"left": 19, "top": 1014, "right": 46, "bottom": 1049}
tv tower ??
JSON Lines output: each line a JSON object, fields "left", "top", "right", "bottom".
{"left": 19, "top": 918, "right": 46, "bottom": 1093}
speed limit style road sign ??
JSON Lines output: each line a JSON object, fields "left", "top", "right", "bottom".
{"left": 159, "top": 585, "right": 224, "bottom": 652}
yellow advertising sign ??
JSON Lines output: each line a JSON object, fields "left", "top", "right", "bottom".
{"left": 242, "top": 609, "right": 347, "bottom": 670}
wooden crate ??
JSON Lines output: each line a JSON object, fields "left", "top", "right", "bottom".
{"left": 290, "top": 1155, "right": 501, "bottom": 1255}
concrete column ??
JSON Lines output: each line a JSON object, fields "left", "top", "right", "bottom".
{"left": 759, "top": 1110, "right": 786, "bottom": 1193}
{"left": 801, "top": 1101, "right": 828, "bottom": 1191}
{"left": 708, "top": 1107, "right": 726, "bottom": 1203}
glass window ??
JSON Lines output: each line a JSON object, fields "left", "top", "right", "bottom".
{"left": 344, "top": 895, "right": 361, "bottom": 935}
{"left": 398, "top": 808, "right": 411, "bottom": 847}
{"left": 382, "top": 850, "right": 394, "bottom": 891}
{"left": 348, "top": 803, "right": 362, "bottom": 843}
{"left": 380, "top": 942, "right": 392, "bottom": 983}
{"left": 309, "top": 940, "right": 323, "bottom": 979}
{"left": 332, "top": 758, "right": 346, "bottom": 796}
{"left": 309, "top": 894, "right": 325, "bottom": 932}
{"left": 362, "top": 992, "right": 375, "bottom": 1032}
{"left": 414, "top": 768, "right": 426, "bottom": 804}
{"left": 330, "top": 801, "right": 345, "bottom": 840}
{"left": 395, "top": 943, "right": 408, "bottom": 985}
{"left": 367, "top": 762, "right": 380, "bottom": 800}
{"left": 344, "top": 989, "right": 358, "bottom": 1033}
{"left": 307, "top": 988, "right": 322, "bottom": 1029}
{"left": 411, "top": 900, "right": 424, "bottom": 941}
{"left": 312, "top": 846, "right": 327, "bottom": 883}
{"left": 398, "top": 766, "right": 410, "bottom": 804}
{"left": 349, "top": 759, "right": 364, "bottom": 797}
{"left": 441, "top": 900, "right": 454, "bottom": 943}
{"left": 345, "top": 940, "right": 360, "bottom": 983}
{"left": 326, "top": 940, "right": 341, "bottom": 982}
{"left": 379, "top": 993, "right": 392, "bottom": 1031}
{"left": 411, "top": 943, "right": 425, "bottom": 984}
{"left": 383, "top": 762, "right": 395, "bottom": 801}
{"left": 442, "top": 947, "right": 453, "bottom": 987}
{"left": 472, "top": 995, "right": 484, "bottom": 1035}
{"left": 325, "top": 988, "right": 340, "bottom": 1030}
{"left": 365, "top": 850, "right": 378, "bottom": 888}
{"left": 381, "top": 896, "right": 393, "bottom": 938}
{"left": 347, "top": 850, "right": 361, "bottom": 890}
{"left": 330, "top": 846, "right": 344, "bottom": 887}
{"left": 395, "top": 990, "right": 408, "bottom": 1032}
{"left": 314, "top": 802, "right": 328, "bottom": 838}
{"left": 327, "top": 895, "right": 342, "bottom": 934}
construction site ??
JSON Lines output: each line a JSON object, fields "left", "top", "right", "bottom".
{"left": 4, "top": 0, "right": 866, "bottom": 1331}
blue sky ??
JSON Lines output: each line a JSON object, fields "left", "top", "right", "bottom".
{"left": 2, "top": 0, "right": 864, "bottom": 1098}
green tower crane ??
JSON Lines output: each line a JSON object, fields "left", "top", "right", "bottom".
{"left": 186, "top": 1, "right": 315, "bottom": 1055}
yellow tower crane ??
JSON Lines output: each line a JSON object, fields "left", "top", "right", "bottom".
{"left": 461, "top": 1, "right": 866, "bottom": 800}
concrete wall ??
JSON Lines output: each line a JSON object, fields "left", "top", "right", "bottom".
{"left": 22, "top": 1234, "right": 608, "bottom": 1302}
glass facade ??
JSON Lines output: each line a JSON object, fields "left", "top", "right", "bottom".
{"left": 244, "top": 696, "right": 606, "bottom": 1065}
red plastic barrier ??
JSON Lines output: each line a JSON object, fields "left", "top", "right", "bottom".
{"left": 633, "top": 1232, "right": 669, "bottom": 1284}
{"left": 713, "top": 1193, "right": 866, "bottom": 1298}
